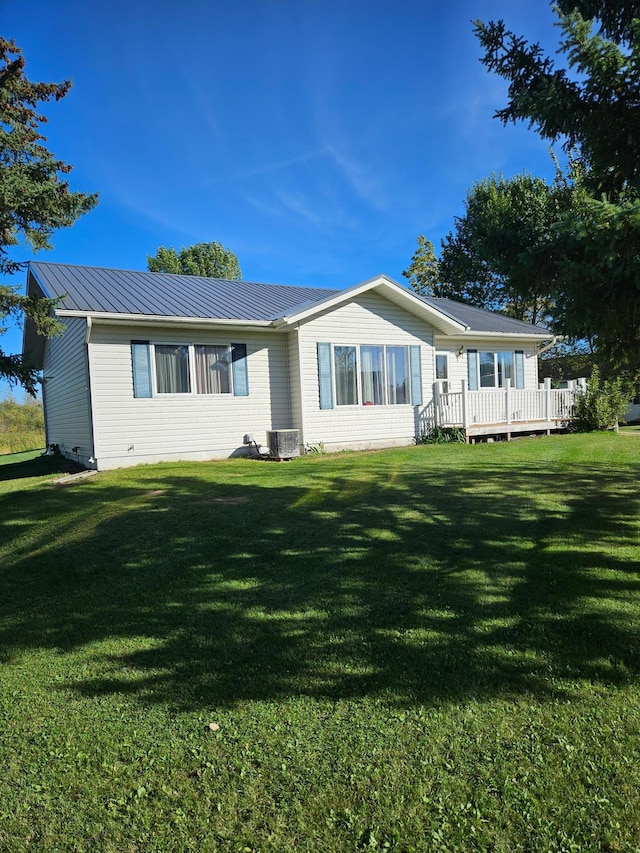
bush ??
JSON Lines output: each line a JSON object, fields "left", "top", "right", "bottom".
{"left": 571, "top": 366, "right": 632, "bottom": 431}
{"left": 0, "top": 397, "right": 45, "bottom": 453}
{"left": 416, "top": 426, "right": 466, "bottom": 444}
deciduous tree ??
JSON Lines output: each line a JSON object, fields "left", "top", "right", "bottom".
{"left": 147, "top": 241, "right": 241, "bottom": 279}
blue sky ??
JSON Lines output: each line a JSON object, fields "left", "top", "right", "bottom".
{"left": 3, "top": 0, "right": 562, "bottom": 396}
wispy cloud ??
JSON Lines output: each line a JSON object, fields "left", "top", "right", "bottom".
{"left": 203, "top": 147, "right": 332, "bottom": 186}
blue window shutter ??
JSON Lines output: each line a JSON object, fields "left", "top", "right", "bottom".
{"left": 515, "top": 350, "right": 525, "bottom": 389}
{"left": 467, "top": 349, "right": 478, "bottom": 390}
{"left": 231, "top": 343, "right": 249, "bottom": 396}
{"left": 409, "top": 345, "right": 423, "bottom": 406}
{"left": 131, "top": 341, "right": 152, "bottom": 398}
{"left": 317, "top": 342, "right": 334, "bottom": 409}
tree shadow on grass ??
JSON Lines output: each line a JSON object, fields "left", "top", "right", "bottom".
{"left": 1, "top": 454, "right": 639, "bottom": 709}
{"left": 0, "top": 452, "right": 83, "bottom": 482}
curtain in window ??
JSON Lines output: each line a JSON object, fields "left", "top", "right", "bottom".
{"left": 155, "top": 345, "right": 190, "bottom": 393}
{"left": 334, "top": 345, "right": 357, "bottom": 405}
{"left": 195, "top": 345, "right": 231, "bottom": 394}
{"left": 386, "top": 347, "right": 408, "bottom": 404}
{"left": 360, "top": 345, "right": 384, "bottom": 405}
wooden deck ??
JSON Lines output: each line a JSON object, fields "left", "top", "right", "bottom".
{"left": 464, "top": 419, "right": 569, "bottom": 443}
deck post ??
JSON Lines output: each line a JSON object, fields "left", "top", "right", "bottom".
{"left": 461, "top": 379, "right": 469, "bottom": 428}
{"left": 505, "top": 378, "right": 512, "bottom": 424}
{"left": 433, "top": 382, "right": 441, "bottom": 426}
{"left": 544, "top": 377, "right": 552, "bottom": 422}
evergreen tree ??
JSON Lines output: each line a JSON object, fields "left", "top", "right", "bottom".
{"left": 0, "top": 37, "right": 97, "bottom": 393}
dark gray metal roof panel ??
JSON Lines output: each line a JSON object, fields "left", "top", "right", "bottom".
{"left": 28, "top": 262, "right": 550, "bottom": 335}
{"left": 420, "top": 295, "right": 551, "bottom": 336}
{"left": 29, "top": 262, "right": 340, "bottom": 322}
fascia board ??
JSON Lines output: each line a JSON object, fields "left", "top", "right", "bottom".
{"left": 274, "top": 275, "right": 468, "bottom": 334}
{"left": 462, "top": 331, "right": 553, "bottom": 341}
{"left": 434, "top": 331, "right": 554, "bottom": 346}
{"left": 27, "top": 264, "right": 53, "bottom": 299}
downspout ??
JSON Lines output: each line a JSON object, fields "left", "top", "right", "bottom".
{"left": 84, "top": 317, "right": 98, "bottom": 467}
{"left": 537, "top": 335, "right": 561, "bottom": 357}
{"left": 296, "top": 324, "right": 306, "bottom": 450}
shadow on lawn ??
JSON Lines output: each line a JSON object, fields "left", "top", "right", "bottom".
{"left": 1, "top": 452, "right": 640, "bottom": 709}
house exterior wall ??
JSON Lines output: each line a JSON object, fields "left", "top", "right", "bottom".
{"left": 86, "top": 323, "right": 291, "bottom": 469}
{"left": 296, "top": 293, "right": 435, "bottom": 452}
{"left": 287, "top": 328, "right": 304, "bottom": 438}
{"left": 42, "top": 317, "right": 94, "bottom": 465}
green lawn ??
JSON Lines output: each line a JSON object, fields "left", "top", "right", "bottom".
{"left": 1, "top": 435, "right": 640, "bottom": 851}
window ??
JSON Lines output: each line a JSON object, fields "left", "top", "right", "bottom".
{"left": 469, "top": 350, "right": 525, "bottom": 390}
{"left": 131, "top": 341, "right": 249, "bottom": 397}
{"left": 479, "top": 351, "right": 496, "bottom": 388}
{"left": 360, "top": 345, "right": 384, "bottom": 405}
{"left": 318, "top": 343, "right": 418, "bottom": 409}
{"left": 386, "top": 346, "right": 409, "bottom": 405}
{"left": 195, "top": 345, "right": 231, "bottom": 394}
{"left": 155, "top": 345, "right": 190, "bottom": 394}
{"left": 498, "top": 352, "right": 514, "bottom": 387}
{"left": 435, "top": 352, "right": 449, "bottom": 394}
{"left": 334, "top": 345, "right": 358, "bottom": 406}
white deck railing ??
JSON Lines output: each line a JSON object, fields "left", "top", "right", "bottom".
{"left": 419, "top": 378, "right": 585, "bottom": 433}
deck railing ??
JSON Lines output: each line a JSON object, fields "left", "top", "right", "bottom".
{"left": 419, "top": 378, "right": 585, "bottom": 433}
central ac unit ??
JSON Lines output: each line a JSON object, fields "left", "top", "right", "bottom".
{"left": 266, "top": 429, "right": 300, "bottom": 460}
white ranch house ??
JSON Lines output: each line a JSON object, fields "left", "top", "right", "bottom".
{"left": 23, "top": 263, "right": 581, "bottom": 470}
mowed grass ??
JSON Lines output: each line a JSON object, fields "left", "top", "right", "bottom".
{"left": 1, "top": 434, "right": 640, "bottom": 852}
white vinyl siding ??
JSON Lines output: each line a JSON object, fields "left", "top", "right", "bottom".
{"left": 88, "top": 324, "right": 291, "bottom": 468}
{"left": 42, "top": 317, "right": 93, "bottom": 463}
{"left": 298, "top": 293, "right": 434, "bottom": 451}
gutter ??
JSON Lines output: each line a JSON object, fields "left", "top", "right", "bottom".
{"left": 56, "top": 310, "right": 275, "bottom": 330}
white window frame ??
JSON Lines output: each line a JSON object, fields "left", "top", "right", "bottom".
{"left": 332, "top": 344, "right": 411, "bottom": 407}
{"left": 147, "top": 343, "right": 237, "bottom": 397}
{"left": 471, "top": 350, "right": 517, "bottom": 390}
{"left": 435, "top": 351, "right": 449, "bottom": 395}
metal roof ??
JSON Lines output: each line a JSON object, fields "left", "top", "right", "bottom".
{"left": 421, "top": 295, "right": 550, "bottom": 336}
{"left": 28, "top": 262, "right": 550, "bottom": 335}
{"left": 29, "top": 262, "right": 339, "bottom": 322}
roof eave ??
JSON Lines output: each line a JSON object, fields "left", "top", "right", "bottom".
{"left": 434, "top": 330, "right": 553, "bottom": 342}
{"left": 55, "top": 309, "right": 277, "bottom": 330}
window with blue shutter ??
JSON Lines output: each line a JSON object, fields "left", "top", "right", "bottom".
{"left": 131, "top": 341, "right": 152, "bottom": 398}
{"left": 409, "top": 345, "right": 422, "bottom": 406}
{"left": 317, "top": 342, "right": 334, "bottom": 409}
{"left": 231, "top": 343, "right": 249, "bottom": 396}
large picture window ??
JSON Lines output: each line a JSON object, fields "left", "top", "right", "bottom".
{"left": 155, "top": 345, "right": 190, "bottom": 394}
{"left": 195, "top": 345, "right": 231, "bottom": 394}
{"left": 318, "top": 343, "right": 418, "bottom": 409}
